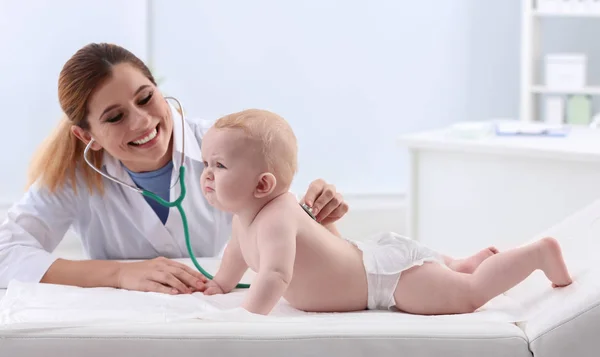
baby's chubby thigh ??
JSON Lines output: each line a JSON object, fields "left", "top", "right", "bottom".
{"left": 392, "top": 262, "right": 475, "bottom": 315}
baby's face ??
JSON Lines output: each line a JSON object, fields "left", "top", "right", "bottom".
{"left": 200, "top": 127, "right": 265, "bottom": 213}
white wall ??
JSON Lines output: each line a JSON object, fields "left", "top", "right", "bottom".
{"left": 0, "top": 0, "right": 148, "bottom": 203}
{"left": 151, "top": 0, "right": 472, "bottom": 195}
{"left": 3, "top": 1, "right": 597, "bottom": 205}
{"left": 465, "top": 1, "right": 521, "bottom": 122}
{"left": 0, "top": 0, "right": 474, "bottom": 203}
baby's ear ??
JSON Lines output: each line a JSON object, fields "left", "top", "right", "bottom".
{"left": 254, "top": 173, "right": 276, "bottom": 198}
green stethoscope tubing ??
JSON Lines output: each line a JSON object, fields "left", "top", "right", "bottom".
{"left": 142, "top": 165, "right": 251, "bottom": 289}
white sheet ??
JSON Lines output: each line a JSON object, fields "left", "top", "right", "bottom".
{"left": 3, "top": 199, "right": 598, "bottom": 333}
{"left": 0, "top": 261, "right": 528, "bottom": 330}
{"left": 501, "top": 197, "right": 600, "bottom": 357}
{"left": 504, "top": 196, "right": 600, "bottom": 326}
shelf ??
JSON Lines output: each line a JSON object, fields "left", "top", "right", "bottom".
{"left": 533, "top": 10, "right": 600, "bottom": 18}
{"left": 531, "top": 86, "right": 600, "bottom": 95}
{"left": 521, "top": 1, "right": 600, "bottom": 122}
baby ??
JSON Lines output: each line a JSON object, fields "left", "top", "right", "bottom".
{"left": 199, "top": 109, "right": 573, "bottom": 316}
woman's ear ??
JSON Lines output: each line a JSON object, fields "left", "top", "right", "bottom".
{"left": 71, "top": 125, "right": 102, "bottom": 151}
{"left": 254, "top": 173, "right": 277, "bottom": 198}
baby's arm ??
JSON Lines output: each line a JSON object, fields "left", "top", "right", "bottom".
{"left": 205, "top": 217, "right": 248, "bottom": 294}
{"left": 241, "top": 212, "right": 297, "bottom": 315}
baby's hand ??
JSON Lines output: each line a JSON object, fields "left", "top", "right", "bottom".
{"left": 203, "top": 280, "right": 225, "bottom": 295}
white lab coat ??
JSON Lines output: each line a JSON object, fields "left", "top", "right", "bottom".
{"left": 0, "top": 107, "right": 233, "bottom": 288}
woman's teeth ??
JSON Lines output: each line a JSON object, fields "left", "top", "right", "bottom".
{"left": 131, "top": 128, "right": 158, "bottom": 145}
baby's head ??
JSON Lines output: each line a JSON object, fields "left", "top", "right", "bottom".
{"left": 200, "top": 109, "right": 298, "bottom": 213}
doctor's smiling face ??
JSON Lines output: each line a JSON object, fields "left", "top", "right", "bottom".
{"left": 69, "top": 62, "right": 174, "bottom": 173}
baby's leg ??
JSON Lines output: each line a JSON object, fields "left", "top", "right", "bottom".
{"left": 393, "top": 237, "right": 572, "bottom": 315}
{"left": 444, "top": 247, "right": 499, "bottom": 274}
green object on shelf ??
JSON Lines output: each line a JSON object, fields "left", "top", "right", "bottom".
{"left": 566, "top": 95, "right": 592, "bottom": 125}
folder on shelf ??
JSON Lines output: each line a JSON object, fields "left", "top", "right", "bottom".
{"left": 494, "top": 122, "right": 570, "bottom": 137}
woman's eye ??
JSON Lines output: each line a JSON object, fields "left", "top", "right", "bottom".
{"left": 106, "top": 113, "right": 123, "bottom": 123}
{"left": 138, "top": 92, "right": 153, "bottom": 105}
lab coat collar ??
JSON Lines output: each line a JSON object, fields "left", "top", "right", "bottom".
{"left": 101, "top": 102, "right": 203, "bottom": 181}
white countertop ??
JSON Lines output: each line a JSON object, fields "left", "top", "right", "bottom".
{"left": 398, "top": 122, "right": 600, "bottom": 163}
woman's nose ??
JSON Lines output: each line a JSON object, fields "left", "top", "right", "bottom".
{"left": 129, "top": 107, "right": 152, "bottom": 129}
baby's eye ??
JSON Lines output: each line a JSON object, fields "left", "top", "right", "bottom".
{"left": 202, "top": 161, "right": 208, "bottom": 167}
{"left": 216, "top": 162, "right": 226, "bottom": 169}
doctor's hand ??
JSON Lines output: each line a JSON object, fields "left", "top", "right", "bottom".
{"left": 116, "top": 257, "right": 208, "bottom": 295}
{"left": 300, "top": 179, "right": 349, "bottom": 225}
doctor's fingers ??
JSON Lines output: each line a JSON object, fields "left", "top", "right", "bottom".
{"left": 300, "top": 179, "right": 327, "bottom": 208}
{"left": 315, "top": 192, "right": 347, "bottom": 223}
{"left": 171, "top": 261, "right": 209, "bottom": 283}
{"left": 143, "top": 281, "right": 180, "bottom": 295}
{"left": 150, "top": 270, "right": 192, "bottom": 294}
{"left": 162, "top": 264, "right": 207, "bottom": 291}
{"left": 310, "top": 184, "right": 339, "bottom": 216}
{"left": 152, "top": 257, "right": 207, "bottom": 281}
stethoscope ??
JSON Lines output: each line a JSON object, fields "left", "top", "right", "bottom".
{"left": 82, "top": 96, "right": 318, "bottom": 291}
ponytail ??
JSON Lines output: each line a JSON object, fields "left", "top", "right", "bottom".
{"left": 26, "top": 115, "right": 105, "bottom": 195}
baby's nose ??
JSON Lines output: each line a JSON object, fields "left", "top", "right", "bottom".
{"left": 204, "top": 169, "right": 214, "bottom": 180}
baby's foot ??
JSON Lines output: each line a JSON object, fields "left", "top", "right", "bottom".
{"left": 537, "top": 237, "right": 573, "bottom": 288}
{"left": 449, "top": 247, "right": 499, "bottom": 274}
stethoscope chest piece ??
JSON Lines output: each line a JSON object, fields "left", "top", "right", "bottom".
{"left": 300, "top": 203, "right": 317, "bottom": 221}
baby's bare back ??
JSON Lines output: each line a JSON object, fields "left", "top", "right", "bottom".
{"left": 287, "top": 211, "right": 369, "bottom": 312}
{"left": 242, "top": 193, "right": 369, "bottom": 312}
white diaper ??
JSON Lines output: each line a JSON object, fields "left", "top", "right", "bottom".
{"left": 351, "top": 232, "right": 446, "bottom": 310}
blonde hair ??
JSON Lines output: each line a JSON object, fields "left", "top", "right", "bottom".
{"left": 27, "top": 116, "right": 104, "bottom": 195}
{"left": 26, "top": 43, "right": 157, "bottom": 195}
{"left": 214, "top": 109, "right": 298, "bottom": 189}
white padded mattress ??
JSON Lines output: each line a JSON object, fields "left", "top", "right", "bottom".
{"left": 0, "top": 290, "right": 531, "bottom": 357}
{"left": 0, "top": 258, "right": 533, "bottom": 357}
{"left": 0, "top": 323, "right": 530, "bottom": 357}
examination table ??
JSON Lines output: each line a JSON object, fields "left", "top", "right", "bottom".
{"left": 1, "top": 198, "right": 599, "bottom": 357}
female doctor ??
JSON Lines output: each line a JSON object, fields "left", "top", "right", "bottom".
{"left": 0, "top": 43, "right": 349, "bottom": 294}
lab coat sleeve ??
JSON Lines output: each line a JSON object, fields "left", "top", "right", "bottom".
{"left": 0, "top": 182, "right": 80, "bottom": 288}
